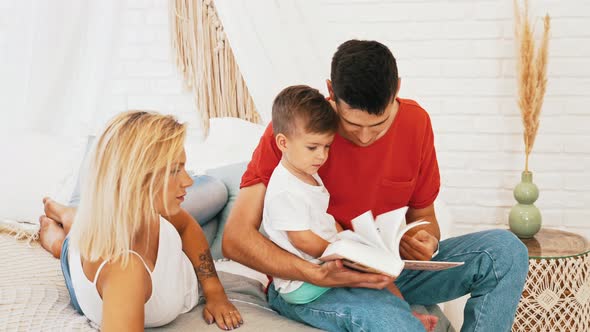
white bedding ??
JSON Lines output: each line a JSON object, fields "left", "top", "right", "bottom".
{"left": 0, "top": 233, "right": 319, "bottom": 332}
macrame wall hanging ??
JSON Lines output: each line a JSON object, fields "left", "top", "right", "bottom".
{"left": 170, "top": 0, "right": 261, "bottom": 135}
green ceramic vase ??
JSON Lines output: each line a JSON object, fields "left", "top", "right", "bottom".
{"left": 509, "top": 170, "right": 542, "bottom": 238}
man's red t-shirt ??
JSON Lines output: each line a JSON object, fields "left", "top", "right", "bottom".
{"left": 240, "top": 98, "right": 440, "bottom": 230}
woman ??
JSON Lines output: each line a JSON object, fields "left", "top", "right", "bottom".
{"left": 38, "top": 111, "right": 242, "bottom": 331}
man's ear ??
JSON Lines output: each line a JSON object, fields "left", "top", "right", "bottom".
{"left": 275, "top": 133, "right": 288, "bottom": 152}
{"left": 326, "top": 79, "right": 335, "bottom": 100}
{"left": 395, "top": 77, "right": 402, "bottom": 98}
{"left": 326, "top": 79, "right": 339, "bottom": 112}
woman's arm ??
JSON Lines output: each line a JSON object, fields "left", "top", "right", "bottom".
{"left": 99, "top": 256, "right": 149, "bottom": 332}
{"left": 166, "top": 209, "right": 242, "bottom": 330}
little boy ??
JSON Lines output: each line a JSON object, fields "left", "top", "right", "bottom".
{"left": 262, "top": 85, "right": 437, "bottom": 331}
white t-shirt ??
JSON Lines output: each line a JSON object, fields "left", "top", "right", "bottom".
{"left": 262, "top": 162, "right": 339, "bottom": 294}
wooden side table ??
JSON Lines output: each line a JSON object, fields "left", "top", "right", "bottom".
{"left": 512, "top": 228, "right": 590, "bottom": 332}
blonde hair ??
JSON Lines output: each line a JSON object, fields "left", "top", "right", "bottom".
{"left": 69, "top": 111, "right": 187, "bottom": 266}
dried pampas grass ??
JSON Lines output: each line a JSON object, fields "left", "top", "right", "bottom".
{"left": 514, "top": 0, "right": 550, "bottom": 171}
{"left": 171, "top": 0, "right": 261, "bottom": 135}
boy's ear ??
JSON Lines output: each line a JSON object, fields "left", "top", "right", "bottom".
{"left": 275, "top": 133, "right": 288, "bottom": 152}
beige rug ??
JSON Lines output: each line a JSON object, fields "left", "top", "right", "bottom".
{"left": 0, "top": 233, "right": 96, "bottom": 331}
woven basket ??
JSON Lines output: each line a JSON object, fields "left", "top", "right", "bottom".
{"left": 512, "top": 253, "right": 590, "bottom": 332}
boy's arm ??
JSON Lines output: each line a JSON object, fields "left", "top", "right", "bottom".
{"left": 165, "top": 209, "right": 242, "bottom": 330}
{"left": 287, "top": 230, "right": 331, "bottom": 258}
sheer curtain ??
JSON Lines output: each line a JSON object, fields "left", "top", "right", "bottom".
{"left": 0, "top": 0, "right": 122, "bottom": 138}
{"left": 0, "top": 0, "right": 122, "bottom": 222}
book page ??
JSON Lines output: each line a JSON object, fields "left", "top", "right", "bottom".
{"left": 351, "top": 211, "right": 388, "bottom": 251}
{"left": 336, "top": 230, "right": 374, "bottom": 246}
{"left": 321, "top": 239, "right": 404, "bottom": 277}
{"left": 374, "top": 207, "right": 408, "bottom": 252}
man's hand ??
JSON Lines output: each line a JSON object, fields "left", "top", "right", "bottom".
{"left": 307, "top": 260, "right": 394, "bottom": 289}
{"left": 399, "top": 230, "right": 438, "bottom": 261}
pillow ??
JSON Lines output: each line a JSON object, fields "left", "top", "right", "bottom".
{"left": 185, "top": 117, "right": 265, "bottom": 175}
{"left": 206, "top": 162, "right": 248, "bottom": 260}
{"left": 0, "top": 131, "right": 87, "bottom": 223}
{"left": 200, "top": 216, "right": 219, "bottom": 246}
{"left": 182, "top": 175, "right": 228, "bottom": 226}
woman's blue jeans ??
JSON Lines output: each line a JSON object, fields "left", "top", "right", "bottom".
{"left": 268, "top": 229, "right": 529, "bottom": 332}
{"left": 68, "top": 136, "right": 228, "bottom": 222}
{"left": 69, "top": 174, "right": 227, "bottom": 224}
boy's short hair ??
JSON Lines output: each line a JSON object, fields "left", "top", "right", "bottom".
{"left": 331, "top": 39, "right": 398, "bottom": 115}
{"left": 272, "top": 85, "right": 338, "bottom": 137}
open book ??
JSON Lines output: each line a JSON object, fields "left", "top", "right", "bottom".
{"left": 320, "top": 207, "right": 464, "bottom": 277}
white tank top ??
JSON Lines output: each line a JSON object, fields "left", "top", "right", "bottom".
{"left": 68, "top": 217, "right": 199, "bottom": 328}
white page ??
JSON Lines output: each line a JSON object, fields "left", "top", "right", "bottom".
{"left": 374, "top": 206, "right": 408, "bottom": 252}
{"left": 351, "top": 211, "right": 388, "bottom": 251}
{"left": 336, "top": 230, "right": 374, "bottom": 246}
{"left": 321, "top": 239, "right": 404, "bottom": 277}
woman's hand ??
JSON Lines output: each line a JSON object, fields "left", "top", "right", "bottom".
{"left": 202, "top": 292, "right": 243, "bottom": 330}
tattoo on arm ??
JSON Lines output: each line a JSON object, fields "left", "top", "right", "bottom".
{"left": 196, "top": 248, "right": 217, "bottom": 280}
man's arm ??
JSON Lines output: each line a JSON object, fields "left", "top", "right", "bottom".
{"left": 400, "top": 203, "right": 440, "bottom": 261}
{"left": 222, "top": 183, "right": 317, "bottom": 280}
{"left": 222, "top": 183, "right": 394, "bottom": 289}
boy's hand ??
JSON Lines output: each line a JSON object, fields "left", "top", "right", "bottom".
{"left": 399, "top": 230, "right": 438, "bottom": 261}
{"left": 308, "top": 260, "right": 394, "bottom": 289}
{"left": 203, "top": 293, "right": 243, "bottom": 330}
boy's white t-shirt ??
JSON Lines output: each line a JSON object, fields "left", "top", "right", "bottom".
{"left": 262, "top": 162, "right": 339, "bottom": 294}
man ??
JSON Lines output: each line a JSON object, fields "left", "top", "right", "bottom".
{"left": 223, "top": 39, "right": 528, "bottom": 331}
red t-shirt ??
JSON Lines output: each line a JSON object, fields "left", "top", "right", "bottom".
{"left": 241, "top": 98, "right": 440, "bottom": 230}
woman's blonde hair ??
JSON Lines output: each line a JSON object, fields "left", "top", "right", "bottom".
{"left": 69, "top": 111, "right": 187, "bottom": 266}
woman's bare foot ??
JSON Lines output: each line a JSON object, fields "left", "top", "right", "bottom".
{"left": 413, "top": 312, "right": 438, "bottom": 332}
{"left": 39, "top": 215, "right": 66, "bottom": 259}
{"left": 43, "top": 197, "right": 75, "bottom": 233}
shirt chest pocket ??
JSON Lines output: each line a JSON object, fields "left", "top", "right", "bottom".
{"left": 376, "top": 178, "right": 416, "bottom": 210}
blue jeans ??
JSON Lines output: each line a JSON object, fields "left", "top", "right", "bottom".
{"left": 70, "top": 174, "right": 227, "bottom": 225}
{"left": 60, "top": 236, "right": 83, "bottom": 314}
{"left": 69, "top": 136, "right": 228, "bottom": 223}
{"left": 268, "top": 230, "right": 529, "bottom": 332}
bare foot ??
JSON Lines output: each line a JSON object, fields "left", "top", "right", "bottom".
{"left": 39, "top": 215, "right": 66, "bottom": 259}
{"left": 413, "top": 312, "right": 438, "bottom": 332}
{"left": 43, "top": 197, "right": 75, "bottom": 233}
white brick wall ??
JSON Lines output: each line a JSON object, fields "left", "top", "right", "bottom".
{"left": 3, "top": 0, "right": 589, "bottom": 238}
{"left": 100, "top": 0, "right": 202, "bottom": 138}
{"left": 216, "top": 0, "right": 590, "bottom": 238}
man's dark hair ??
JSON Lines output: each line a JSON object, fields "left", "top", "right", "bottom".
{"left": 330, "top": 40, "right": 398, "bottom": 115}
{"left": 272, "top": 85, "right": 338, "bottom": 137}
